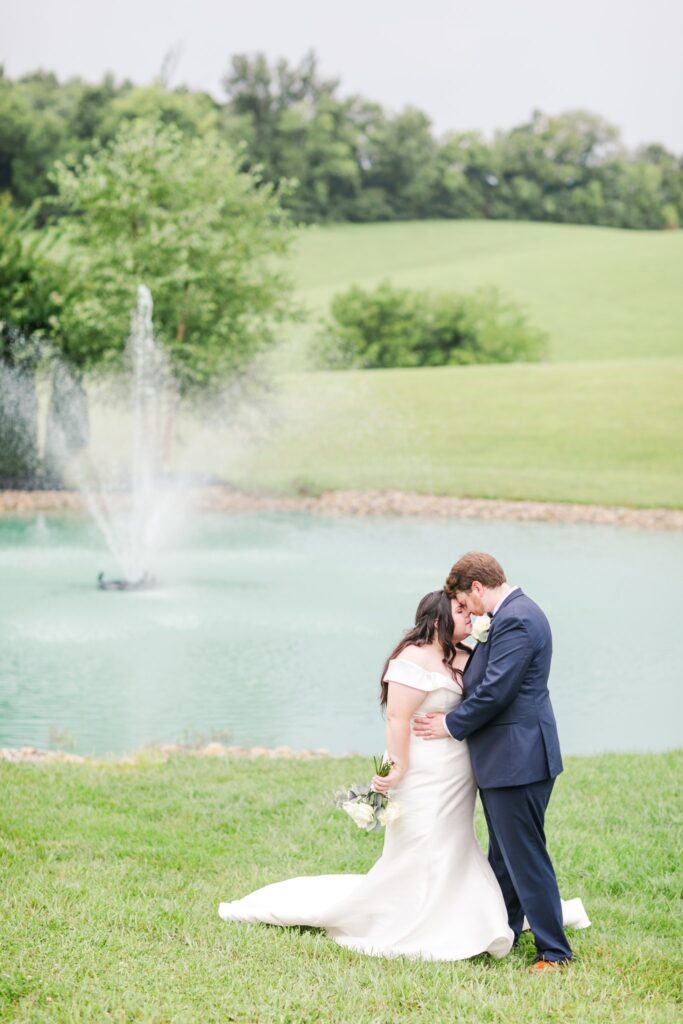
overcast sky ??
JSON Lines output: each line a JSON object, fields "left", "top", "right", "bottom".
{"left": 4, "top": 0, "right": 682, "bottom": 151}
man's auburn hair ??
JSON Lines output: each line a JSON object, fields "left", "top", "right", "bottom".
{"left": 445, "top": 552, "right": 507, "bottom": 596}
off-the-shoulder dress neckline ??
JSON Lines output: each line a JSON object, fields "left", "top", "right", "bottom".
{"left": 390, "top": 656, "right": 457, "bottom": 685}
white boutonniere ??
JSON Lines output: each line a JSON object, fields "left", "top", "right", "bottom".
{"left": 470, "top": 615, "right": 491, "bottom": 645}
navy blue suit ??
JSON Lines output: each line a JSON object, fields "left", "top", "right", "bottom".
{"left": 445, "top": 589, "right": 571, "bottom": 961}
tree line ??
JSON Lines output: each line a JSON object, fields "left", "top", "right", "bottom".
{"left": 0, "top": 119, "right": 294, "bottom": 483}
{"left": 1, "top": 51, "right": 681, "bottom": 230}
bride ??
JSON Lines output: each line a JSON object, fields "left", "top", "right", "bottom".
{"left": 218, "top": 590, "right": 589, "bottom": 960}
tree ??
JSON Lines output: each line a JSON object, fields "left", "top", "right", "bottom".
{"left": 223, "top": 51, "right": 338, "bottom": 174}
{"left": 0, "top": 195, "right": 70, "bottom": 481}
{"left": 51, "top": 117, "right": 296, "bottom": 395}
{"left": 222, "top": 51, "right": 363, "bottom": 221}
{"left": 360, "top": 107, "right": 441, "bottom": 219}
{"left": 0, "top": 71, "right": 67, "bottom": 206}
{"left": 434, "top": 131, "right": 496, "bottom": 219}
{"left": 99, "top": 83, "right": 220, "bottom": 142}
{"left": 0, "top": 70, "right": 129, "bottom": 208}
{"left": 637, "top": 143, "right": 683, "bottom": 227}
{"left": 269, "top": 93, "right": 362, "bottom": 221}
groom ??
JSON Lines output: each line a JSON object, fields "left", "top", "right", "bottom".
{"left": 413, "top": 551, "right": 572, "bottom": 969}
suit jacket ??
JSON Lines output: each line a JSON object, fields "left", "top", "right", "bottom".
{"left": 444, "top": 589, "right": 563, "bottom": 789}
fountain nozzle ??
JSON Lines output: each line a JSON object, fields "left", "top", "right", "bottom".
{"left": 97, "top": 571, "right": 156, "bottom": 592}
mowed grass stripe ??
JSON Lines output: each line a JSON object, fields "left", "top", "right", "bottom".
{"left": 212, "top": 358, "right": 683, "bottom": 508}
{"left": 287, "top": 220, "right": 683, "bottom": 364}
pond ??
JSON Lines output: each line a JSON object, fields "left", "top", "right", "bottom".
{"left": 0, "top": 512, "right": 680, "bottom": 757}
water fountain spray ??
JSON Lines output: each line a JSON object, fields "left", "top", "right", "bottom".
{"left": 92, "top": 284, "right": 180, "bottom": 588}
{"left": 51, "top": 284, "right": 182, "bottom": 589}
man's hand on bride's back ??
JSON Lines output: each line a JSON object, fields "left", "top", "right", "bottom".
{"left": 412, "top": 713, "right": 449, "bottom": 740}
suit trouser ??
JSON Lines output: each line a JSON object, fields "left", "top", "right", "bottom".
{"left": 479, "top": 777, "right": 572, "bottom": 962}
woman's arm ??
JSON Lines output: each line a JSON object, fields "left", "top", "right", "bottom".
{"left": 371, "top": 682, "right": 425, "bottom": 794}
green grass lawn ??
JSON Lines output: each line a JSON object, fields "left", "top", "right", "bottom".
{"left": 1, "top": 752, "right": 680, "bottom": 1023}
{"left": 196, "top": 357, "right": 683, "bottom": 508}
{"left": 288, "top": 220, "right": 683, "bottom": 365}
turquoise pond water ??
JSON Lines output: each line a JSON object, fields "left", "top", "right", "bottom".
{"left": 0, "top": 512, "right": 681, "bottom": 757}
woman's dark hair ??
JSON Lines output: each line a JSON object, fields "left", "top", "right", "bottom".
{"left": 379, "top": 590, "right": 463, "bottom": 707}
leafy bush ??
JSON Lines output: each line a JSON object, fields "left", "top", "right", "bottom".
{"left": 315, "top": 282, "right": 547, "bottom": 369}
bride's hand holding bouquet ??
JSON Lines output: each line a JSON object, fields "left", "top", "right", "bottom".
{"left": 371, "top": 758, "right": 404, "bottom": 795}
{"left": 334, "top": 756, "right": 402, "bottom": 832}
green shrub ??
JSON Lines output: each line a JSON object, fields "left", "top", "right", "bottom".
{"left": 315, "top": 282, "right": 547, "bottom": 369}
{"left": 314, "top": 282, "right": 422, "bottom": 369}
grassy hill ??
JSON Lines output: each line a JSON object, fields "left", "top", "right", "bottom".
{"left": 202, "top": 358, "right": 683, "bottom": 508}
{"left": 82, "top": 221, "right": 682, "bottom": 508}
{"left": 288, "top": 220, "right": 683, "bottom": 365}
{"left": 210, "top": 220, "right": 681, "bottom": 508}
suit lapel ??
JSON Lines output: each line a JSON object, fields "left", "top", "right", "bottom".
{"left": 463, "top": 590, "right": 524, "bottom": 693}
{"left": 463, "top": 640, "right": 487, "bottom": 694}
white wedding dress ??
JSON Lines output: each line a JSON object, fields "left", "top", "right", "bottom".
{"left": 218, "top": 658, "right": 590, "bottom": 961}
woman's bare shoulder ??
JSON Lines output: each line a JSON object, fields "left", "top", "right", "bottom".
{"left": 396, "top": 644, "right": 430, "bottom": 667}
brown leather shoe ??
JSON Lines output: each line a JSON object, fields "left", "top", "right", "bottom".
{"left": 528, "top": 959, "right": 568, "bottom": 973}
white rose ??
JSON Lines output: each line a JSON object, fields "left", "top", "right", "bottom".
{"left": 470, "top": 615, "right": 490, "bottom": 644}
{"left": 342, "top": 800, "right": 376, "bottom": 829}
{"left": 378, "top": 802, "right": 402, "bottom": 826}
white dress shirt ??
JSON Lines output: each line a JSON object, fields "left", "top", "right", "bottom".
{"left": 491, "top": 586, "right": 519, "bottom": 617}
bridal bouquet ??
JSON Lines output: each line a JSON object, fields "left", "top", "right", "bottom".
{"left": 334, "top": 755, "right": 402, "bottom": 833}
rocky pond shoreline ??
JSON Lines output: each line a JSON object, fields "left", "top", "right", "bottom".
{"left": 0, "top": 743, "right": 338, "bottom": 765}
{"left": 1, "top": 486, "right": 681, "bottom": 529}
